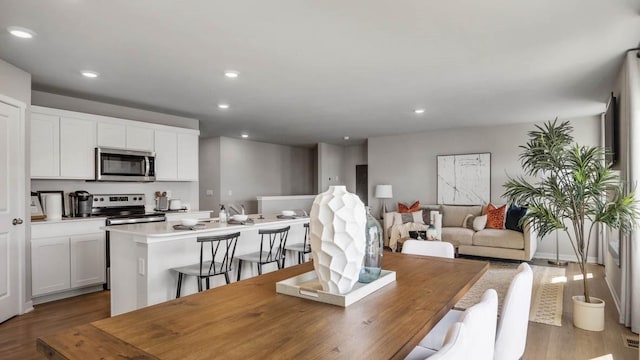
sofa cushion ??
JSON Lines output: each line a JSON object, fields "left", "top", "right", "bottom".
{"left": 505, "top": 205, "right": 527, "bottom": 233}
{"left": 441, "top": 227, "right": 474, "bottom": 247}
{"left": 398, "top": 201, "right": 420, "bottom": 213}
{"left": 472, "top": 229, "right": 524, "bottom": 250}
{"left": 484, "top": 203, "right": 506, "bottom": 229}
{"left": 441, "top": 205, "right": 483, "bottom": 227}
{"left": 420, "top": 205, "right": 441, "bottom": 225}
{"left": 394, "top": 210, "right": 425, "bottom": 225}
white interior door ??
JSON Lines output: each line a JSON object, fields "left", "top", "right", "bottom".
{"left": 0, "top": 99, "right": 25, "bottom": 323}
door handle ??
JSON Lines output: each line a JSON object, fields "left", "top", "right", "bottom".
{"left": 12, "top": 218, "right": 23, "bottom": 225}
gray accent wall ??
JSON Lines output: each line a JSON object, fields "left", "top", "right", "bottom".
{"left": 199, "top": 137, "right": 221, "bottom": 213}
{"left": 0, "top": 59, "right": 31, "bottom": 105}
{"left": 343, "top": 143, "right": 368, "bottom": 193}
{"left": 317, "top": 142, "right": 345, "bottom": 192}
{"left": 368, "top": 115, "right": 601, "bottom": 261}
{"left": 202, "top": 137, "right": 315, "bottom": 214}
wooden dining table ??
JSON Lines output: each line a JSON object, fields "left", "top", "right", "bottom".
{"left": 37, "top": 252, "right": 488, "bottom": 360}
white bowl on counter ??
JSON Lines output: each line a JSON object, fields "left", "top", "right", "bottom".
{"left": 181, "top": 218, "right": 199, "bottom": 226}
{"left": 281, "top": 210, "right": 295, "bottom": 217}
{"left": 231, "top": 214, "right": 249, "bottom": 222}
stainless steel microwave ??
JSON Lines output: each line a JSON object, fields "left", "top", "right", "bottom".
{"left": 95, "top": 147, "right": 156, "bottom": 182}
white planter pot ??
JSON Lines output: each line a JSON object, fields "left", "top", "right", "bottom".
{"left": 572, "top": 295, "right": 605, "bottom": 331}
{"left": 310, "top": 186, "right": 366, "bottom": 294}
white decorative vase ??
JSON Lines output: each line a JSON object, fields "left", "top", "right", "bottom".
{"left": 572, "top": 295, "right": 605, "bottom": 331}
{"left": 310, "top": 186, "right": 366, "bottom": 294}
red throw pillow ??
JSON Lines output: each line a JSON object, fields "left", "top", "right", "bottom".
{"left": 484, "top": 203, "right": 506, "bottom": 229}
{"left": 398, "top": 201, "right": 420, "bottom": 213}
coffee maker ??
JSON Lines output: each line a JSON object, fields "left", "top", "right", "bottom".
{"left": 69, "top": 191, "right": 93, "bottom": 217}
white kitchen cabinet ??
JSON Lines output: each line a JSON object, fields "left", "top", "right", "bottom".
{"left": 177, "top": 133, "right": 199, "bottom": 181}
{"left": 30, "top": 112, "right": 60, "bottom": 178}
{"left": 31, "top": 236, "right": 71, "bottom": 296}
{"left": 60, "top": 117, "right": 97, "bottom": 179}
{"left": 126, "top": 125, "right": 154, "bottom": 151}
{"left": 31, "top": 220, "right": 106, "bottom": 301}
{"left": 97, "top": 122, "right": 126, "bottom": 148}
{"left": 30, "top": 106, "right": 199, "bottom": 181}
{"left": 70, "top": 233, "right": 106, "bottom": 288}
{"left": 154, "top": 130, "right": 178, "bottom": 180}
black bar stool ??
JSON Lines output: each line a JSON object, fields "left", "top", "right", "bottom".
{"left": 284, "top": 223, "right": 311, "bottom": 264}
{"left": 172, "top": 232, "right": 240, "bottom": 298}
{"left": 235, "top": 226, "right": 290, "bottom": 281}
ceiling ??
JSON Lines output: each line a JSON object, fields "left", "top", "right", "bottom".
{"left": 1, "top": 1, "right": 639, "bottom": 146}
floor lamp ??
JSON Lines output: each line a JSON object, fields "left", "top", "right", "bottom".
{"left": 375, "top": 185, "right": 393, "bottom": 220}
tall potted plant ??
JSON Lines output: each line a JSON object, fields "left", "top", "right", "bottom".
{"left": 504, "top": 120, "right": 639, "bottom": 331}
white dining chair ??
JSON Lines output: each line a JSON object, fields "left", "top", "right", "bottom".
{"left": 419, "top": 263, "right": 533, "bottom": 360}
{"left": 404, "top": 322, "right": 466, "bottom": 360}
{"left": 401, "top": 240, "right": 455, "bottom": 258}
{"left": 494, "top": 262, "right": 533, "bottom": 360}
{"left": 405, "top": 289, "right": 498, "bottom": 360}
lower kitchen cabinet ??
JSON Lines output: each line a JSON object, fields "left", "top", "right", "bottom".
{"left": 31, "top": 236, "right": 71, "bottom": 296}
{"left": 31, "top": 232, "right": 105, "bottom": 297}
{"left": 70, "top": 233, "right": 106, "bottom": 288}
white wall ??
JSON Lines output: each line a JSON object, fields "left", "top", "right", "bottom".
{"left": 368, "top": 115, "right": 602, "bottom": 261}
{"left": 317, "top": 142, "right": 345, "bottom": 192}
{"left": 199, "top": 137, "right": 221, "bottom": 213}
{"left": 343, "top": 143, "right": 367, "bottom": 193}
{"left": 218, "top": 137, "right": 315, "bottom": 213}
{"left": 31, "top": 91, "right": 199, "bottom": 130}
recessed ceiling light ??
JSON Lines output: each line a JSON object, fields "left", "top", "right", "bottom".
{"left": 7, "top": 26, "right": 36, "bottom": 39}
{"left": 81, "top": 71, "right": 99, "bottom": 78}
{"left": 414, "top": 109, "right": 425, "bottom": 114}
{"left": 224, "top": 71, "right": 239, "bottom": 78}
{"left": 241, "top": 134, "right": 249, "bottom": 138}
{"left": 343, "top": 136, "right": 350, "bottom": 140}
{"left": 218, "top": 104, "right": 230, "bottom": 110}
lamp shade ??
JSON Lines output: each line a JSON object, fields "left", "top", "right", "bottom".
{"left": 375, "top": 185, "right": 393, "bottom": 199}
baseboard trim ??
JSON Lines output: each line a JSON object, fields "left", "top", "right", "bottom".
{"left": 604, "top": 275, "right": 622, "bottom": 319}
{"left": 32, "top": 285, "right": 104, "bottom": 305}
{"left": 534, "top": 252, "right": 598, "bottom": 264}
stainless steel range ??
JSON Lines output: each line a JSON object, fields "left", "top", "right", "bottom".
{"left": 96, "top": 194, "right": 166, "bottom": 289}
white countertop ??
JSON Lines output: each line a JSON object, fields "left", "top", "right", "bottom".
{"left": 105, "top": 215, "right": 309, "bottom": 240}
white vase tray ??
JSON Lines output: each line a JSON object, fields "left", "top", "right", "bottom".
{"left": 276, "top": 270, "right": 396, "bottom": 307}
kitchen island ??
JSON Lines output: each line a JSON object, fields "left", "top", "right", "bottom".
{"left": 106, "top": 216, "right": 308, "bottom": 316}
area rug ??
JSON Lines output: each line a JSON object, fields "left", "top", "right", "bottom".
{"left": 454, "top": 262, "right": 565, "bottom": 327}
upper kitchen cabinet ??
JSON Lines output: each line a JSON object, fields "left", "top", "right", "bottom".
{"left": 154, "top": 131, "right": 198, "bottom": 181}
{"left": 30, "top": 106, "right": 199, "bottom": 181}
{"left": 154, "top": 130, "right": 178, "bottom": 180}
{"left": 177, "top": 133, "right": 199, "bottom": 181}
{"left": 97, "top": 122, "right": 154, "bottom": 151}
{"left": 126, "top": 126, "right": 154, "bottom": 151}
{"left": 60, "top": 117, "right": 97, "bottom": 179}
{"left": 97, "top": 122, "right": 126, "bottom": 148}
{"left": 31, "top": 112, "right": 60, "bottom": 178}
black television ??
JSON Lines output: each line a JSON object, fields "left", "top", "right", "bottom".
{"left": 604, "top": 92, "right": 619, "bottom": 166}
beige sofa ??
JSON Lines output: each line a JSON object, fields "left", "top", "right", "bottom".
{"left": 384, "top": 204, "right": 537, "bottom": 261}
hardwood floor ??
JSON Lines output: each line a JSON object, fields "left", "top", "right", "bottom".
{"left": 0, "top": 261, "right": 637, "bottom": 359}
{"left": 524, "top": 260, "right": 638, "bottom": 360}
